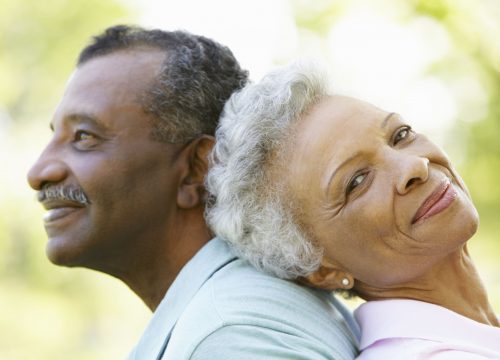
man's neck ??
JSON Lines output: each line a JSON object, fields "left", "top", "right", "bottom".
{"left": 111, "top": 209, "right": 212, "bottom": 311}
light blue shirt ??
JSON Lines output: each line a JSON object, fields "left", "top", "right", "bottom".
{"left": 128, "top": 238, "right": 359, "bottom": 359}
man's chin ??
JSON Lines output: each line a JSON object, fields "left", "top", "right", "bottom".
{"left": 45, "top": 238, "right": 83, "bottom": 267}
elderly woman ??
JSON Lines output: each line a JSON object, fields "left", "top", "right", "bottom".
{"left": 206, "top": 62, "right": 500, "bottom": 359}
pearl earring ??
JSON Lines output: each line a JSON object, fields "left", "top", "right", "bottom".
{"left": 341, "top": 278, "right": 350, "bottom": 287}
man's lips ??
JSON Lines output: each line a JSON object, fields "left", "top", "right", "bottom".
{"left": 412, "top": 180, "right": 457, "bottom": 224}
{"left": 41, "top": 199, "right": 86, "bottom": 224}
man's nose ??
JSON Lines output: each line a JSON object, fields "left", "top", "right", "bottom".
{"left": 27, "top": 147, "right": 68, "bottom": 191}
{"left": 395, "top": 155, "right": 429, "bottom": 195}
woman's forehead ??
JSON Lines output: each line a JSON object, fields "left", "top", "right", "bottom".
{"left": 295, "top": 95, "right": 391, "bottom": 150}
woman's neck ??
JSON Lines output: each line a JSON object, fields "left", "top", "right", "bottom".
{"left": 356, "top": 245, "right": 499, "bottom": 326}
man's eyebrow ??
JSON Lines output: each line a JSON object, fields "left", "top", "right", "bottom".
{"left": 67, "top": 113, "right": 101, "bottom": 126}
{"left": 324, "top": 152, "right": 360, "bottom": 195}
{"left": 50, "top": 113, "right": 105, "bottom": 131}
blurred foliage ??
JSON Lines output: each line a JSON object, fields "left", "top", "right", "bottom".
{"left": 0, "top": 0, "right": 130, "bottom": 122}
{"left": 293, "top": 0, "right": 346, "bottom": 35}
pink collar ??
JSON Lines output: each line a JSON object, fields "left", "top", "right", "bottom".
{"left": 355, "top": 299, "right": 500, "bottom": 352}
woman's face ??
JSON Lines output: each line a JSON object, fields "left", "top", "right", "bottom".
{"left": 286, "top": 95, "right": 479, "bottom": 288}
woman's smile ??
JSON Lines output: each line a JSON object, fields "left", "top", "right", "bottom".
{"left": 286, "top": 95, "right": 479, "bottom": 287}
{"left": 412, "top": 179, "right": 458, "bottom": 225}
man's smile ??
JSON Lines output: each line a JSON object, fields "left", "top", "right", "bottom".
{"left": 41, "top": 199, "right": 86, "bottom": 224}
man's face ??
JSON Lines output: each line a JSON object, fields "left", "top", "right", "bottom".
{"left": 286, "top": 95, "right": 479, "bottom": 288}
{"left": 27, "top": 49, "right": 184, "bottom": 270}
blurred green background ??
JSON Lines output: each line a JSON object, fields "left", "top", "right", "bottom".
{"left": 1, "top": 0, "right": 498, "bottom": 358}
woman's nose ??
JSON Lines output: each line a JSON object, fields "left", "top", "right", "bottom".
{"left": 395, "top": 155, "right": 429, "bottom": 195}
{"left": 27, "top": 147, "right": 68, "bottom": 191}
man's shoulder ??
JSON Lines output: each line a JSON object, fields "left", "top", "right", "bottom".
{"left": 209, "top": 258, "right": 342, "bottom": 319}
{"left": 165, "top": 258, "right": 358, "bottom": 359}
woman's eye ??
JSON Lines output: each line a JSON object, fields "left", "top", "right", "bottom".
{"left": 393, "top": 126, "right": 412, "bottom": 145}
{"left": 347, "top": 173, "right": 366, "bottom": 193}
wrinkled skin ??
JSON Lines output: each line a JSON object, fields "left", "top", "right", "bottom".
{"left": 27, "top": 49, "right": 212, "bottom": 309}
{"left": 287, "top": 95, "right": 497, "bottom": 325}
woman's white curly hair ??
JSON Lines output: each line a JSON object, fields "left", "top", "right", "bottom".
{"left": 206, "top": 61, "right": 331, "bottom": 279}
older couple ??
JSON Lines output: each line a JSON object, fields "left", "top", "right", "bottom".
{"left": 29, "top": 25, "right": 498, "bottom": 359}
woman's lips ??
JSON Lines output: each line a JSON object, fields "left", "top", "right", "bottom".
{"left": 412, "top": 180, "right": 457, "bottom": 224}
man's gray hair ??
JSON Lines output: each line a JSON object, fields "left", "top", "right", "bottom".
{"left": 206, "top": 61, "right": 330, "bottom": 279}
{"left": 78, "top": 25, "right": 248, "bottom": 143}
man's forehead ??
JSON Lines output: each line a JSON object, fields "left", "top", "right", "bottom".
{"left": 73, "top": 48, "right": 165, "bottom": 86}
{"left": 51, "top": 49, "right": 166, "bottom": 130}
{"left": 59, "top": 49, "right": 165, "bottom": 109}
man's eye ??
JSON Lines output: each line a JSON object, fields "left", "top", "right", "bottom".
{"left": 393, "top": 126, "right": 412, "bottom": 145}
{"left": 347, "top": 173, "right": 366, "bottom": 194}
{"left": 73, "top": 130, "right": 99, "bottom": 149}
{"left": 75, "top": 130, "right": 95, "bottom": 141}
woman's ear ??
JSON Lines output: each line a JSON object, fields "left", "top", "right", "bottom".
{"left": 177, "top": 135, "right": 215, "bottom": 209}
{"left": 301, "top": 258, "right": 354, "bottom": 291}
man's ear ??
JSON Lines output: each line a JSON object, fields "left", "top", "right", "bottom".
{"left": 301, "top": 258, "right": 354, "bottom": 291}
{"left": 177, "top": 135, "right": 215, "bottom": 209}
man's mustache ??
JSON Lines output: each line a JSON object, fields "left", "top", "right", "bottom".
{"left": 37, "top": 185, "right": 90, "bottom": 205}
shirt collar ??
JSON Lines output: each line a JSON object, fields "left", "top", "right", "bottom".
{"left": 127, "top": 237, "right": 237, "bottom": 359}
{"left": 355, "top": 299, "right": 500, "bottom": 352}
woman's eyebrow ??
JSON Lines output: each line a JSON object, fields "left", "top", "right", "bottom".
{"left": 324, "top": 112, "right": 401, "bottom": 196}
{"left": 381, "top": 112, "right": 397, "bottom": 129}
{"left": 324, "top": 153, "right": 360, "bottom": 196}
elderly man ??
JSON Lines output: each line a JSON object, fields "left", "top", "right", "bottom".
{"left": 27, "top": 25, "right": 358, "bottom": 359}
